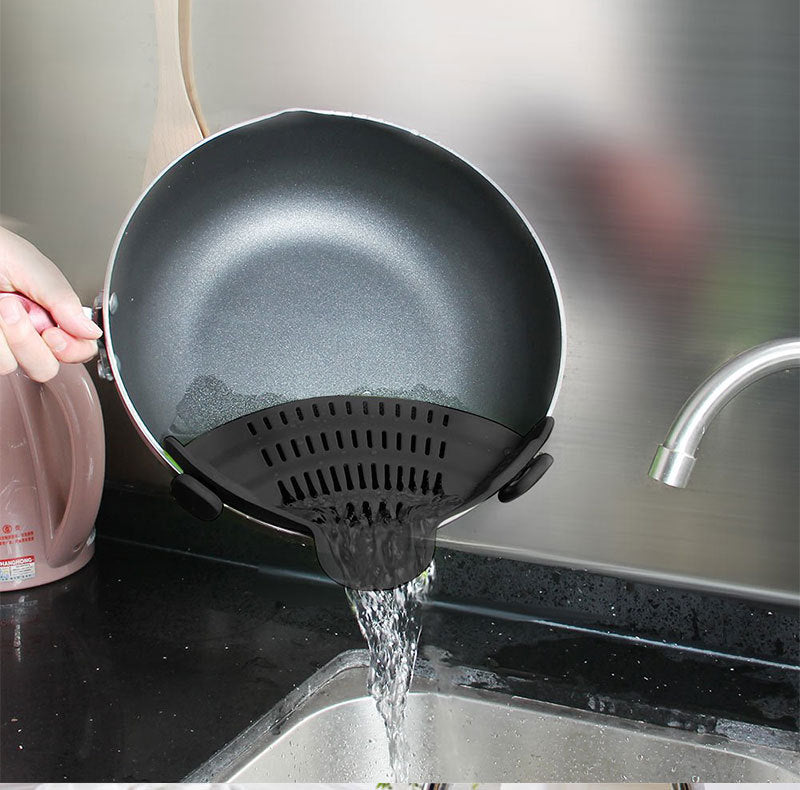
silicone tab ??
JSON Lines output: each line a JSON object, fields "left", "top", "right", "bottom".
{"left": 170, "top": 473, "right": 223, "bottom": 521}
{"left": 497, "top": 453, "right": 554, "bottom": 503}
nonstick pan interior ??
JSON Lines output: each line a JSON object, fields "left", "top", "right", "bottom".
{"left": 107, "top": 111, "right": 562, "bottom": 449}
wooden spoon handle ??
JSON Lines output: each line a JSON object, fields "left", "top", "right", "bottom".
{"left": 142, "top": 0, "right": 208, "bottom": 187}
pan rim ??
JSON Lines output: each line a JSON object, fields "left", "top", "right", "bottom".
{"left": 102, "top": 106, "right": 566, "bottom": 477}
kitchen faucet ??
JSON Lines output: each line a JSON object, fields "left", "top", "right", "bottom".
{"left": 649, "top": 338, "right": 800, "bottom": 488}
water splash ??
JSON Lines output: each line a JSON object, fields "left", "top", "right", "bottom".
{"left": 346, "top": 562, "right": 434, "bottom": 781}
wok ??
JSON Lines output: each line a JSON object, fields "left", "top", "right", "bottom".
{"left": 99, "top": 107, "right": 564, "bottom": 588}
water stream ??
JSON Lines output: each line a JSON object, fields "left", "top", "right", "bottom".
{"left": 346, "top": 562, "right": 434, "bottom": 781}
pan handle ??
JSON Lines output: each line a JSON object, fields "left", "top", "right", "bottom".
{"left": 0, "top": 293, "right": 109, "bottom": 379}
{"left": 142, "top": 0, "right": 208, "bottom": 187}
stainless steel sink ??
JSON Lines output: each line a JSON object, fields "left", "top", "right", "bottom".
{"left": 187, "top": 650, "right": 800, "bottom": 782}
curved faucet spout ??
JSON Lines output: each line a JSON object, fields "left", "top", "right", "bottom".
{"left": 649, "top": 338, "right": 800, "bottom": 488}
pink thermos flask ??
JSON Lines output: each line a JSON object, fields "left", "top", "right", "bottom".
{"left": 0, "top": 301, "right": 105, "bottom": 590}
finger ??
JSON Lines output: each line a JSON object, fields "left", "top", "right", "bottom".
{"left": 48, "top": 297, "right": 103, "bottom": 340}
{"left": 0, "top": 229, "right": 101, "bottom": 339}
{"left": 0, "top": 294, "right": 59, "bottom": 382}
{"left": 0, "top": 333, "right": 17, "bottom": 376}
{"left": 42, "top": 327, "right": 98, "bottom": 364}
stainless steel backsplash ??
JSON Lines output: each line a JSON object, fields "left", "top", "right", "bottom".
{"left": 1, "top": 0, "right": 797, "bottom": 601}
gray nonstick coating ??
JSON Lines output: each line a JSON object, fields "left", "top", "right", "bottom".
{"left": 107, "top": 111, "right": 562, "bottom": 446}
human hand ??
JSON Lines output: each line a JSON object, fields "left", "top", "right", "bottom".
{"left": 0, "top": 226, "right": 102, "bottom": 382}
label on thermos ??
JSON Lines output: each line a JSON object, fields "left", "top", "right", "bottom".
{"left": 0, "top": 555, "right": 36, "bottom": 582}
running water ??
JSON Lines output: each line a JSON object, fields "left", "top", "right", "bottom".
{"left": 346, "top": 562, "right": 434, "bottom": 781}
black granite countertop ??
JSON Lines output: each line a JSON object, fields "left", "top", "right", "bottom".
{"left": 0, "top": 538, "right": 366, "bottom": 781}
{"left": 1, "top": 488, "right": 797, "bottom": 781}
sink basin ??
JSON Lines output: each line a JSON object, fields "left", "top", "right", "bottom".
{"left": 187, "top": 650, "right": 800, "bottom": 782}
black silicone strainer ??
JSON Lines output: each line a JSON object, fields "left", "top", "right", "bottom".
{"left": 163, "top": 396, "right": 554, "bottom": 589}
